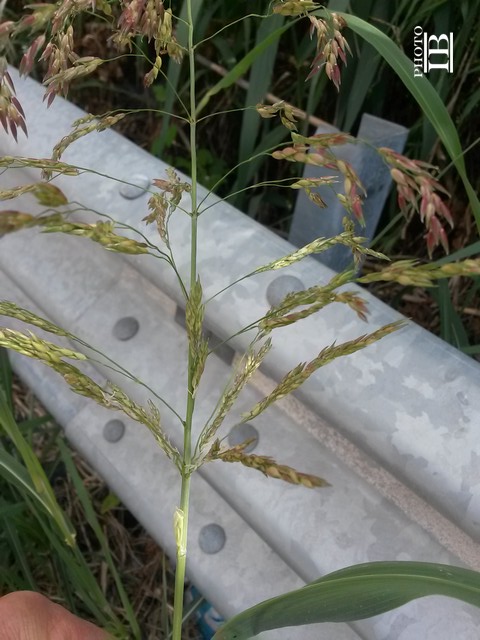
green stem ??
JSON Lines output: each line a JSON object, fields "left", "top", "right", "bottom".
{"left": 172, "top": 1, "right": 198, "bottom": 637}
{"left": 172, "top": 469, "right": 191, "bottom": 639}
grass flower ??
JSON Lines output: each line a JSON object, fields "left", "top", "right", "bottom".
{"left": 307, "top": 12, "right": 351, "bottom": 90}
{"left": 380, "top": 147, "right": 453, "bottom": 256}
{"left": 0, "top": 57, "right": 27, "bottom": 140}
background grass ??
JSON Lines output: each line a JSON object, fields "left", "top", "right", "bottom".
{"left": 0, "top": 348, "right": 202, "bottom": 639}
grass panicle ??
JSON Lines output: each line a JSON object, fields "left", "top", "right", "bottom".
{"left": 359, "top": 259, "right": 480, "bottom": 288}
{"left": 244, "top": 321, "right": 404, "bottom": 423}
{"left": 0, "top": 328, "right": 87, "bottom": 365}
{"left": 206, "top": 438, "right": 328, "bottom": 488}
{"left": 195, "top": 338, "right": 272, "bottom": 460}
{"left": 62, "top": 365, "right": 181, "bottom": 467}
{"left": 255, "top": 224, "right": 389, "bottom": 275}
{"left": 0, "top": 1, "right": 479, "bottom": 637}
{"left": 51, "top": 112, "right": 127, "bottom": 163}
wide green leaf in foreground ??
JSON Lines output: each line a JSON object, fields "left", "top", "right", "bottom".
{"left": 213, "top": 562, "right": 480, "bottom": 639}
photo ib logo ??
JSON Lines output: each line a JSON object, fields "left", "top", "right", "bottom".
{"left": 413, "top": 26, "right": 453, "bottom": 77}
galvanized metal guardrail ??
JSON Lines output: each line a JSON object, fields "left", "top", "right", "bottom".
{"left": 1, "top": 69, "right": 480, "bottom": 639}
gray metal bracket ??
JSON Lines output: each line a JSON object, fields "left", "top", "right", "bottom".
{"left": 289, "top": 114, "right": 408, "bottom": 271}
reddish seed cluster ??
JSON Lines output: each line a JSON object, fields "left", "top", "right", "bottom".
{"left": 272, "top": 139, "right": 366, "bottom": 224}
{"left": 336, "top": 158, "right": 365, "bottom": 223}
{"left": 0, "top": 58, "right": 27, "bottom": 140}
{"left": 37, "top": 26, "right": 78, "bottom": 105}
{"left": 115, "top": 0, "right": 182, "bottom": 62}
{"left": 307, "top": 13, "right": 351, "bottom": 90}
{"left": 380, "top": 147, "right": 453, "bottom": 255}
{"left": 11, "top": 2, "right": 101, "bottom": 105}
{"left": 1, "top": 0, "right": 181, "bottom": 112}
{"left": 116, "top": 0, "right": 149, "bottom": 44}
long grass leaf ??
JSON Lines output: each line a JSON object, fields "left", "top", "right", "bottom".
{"left": 232, "top": 122, "right": 291, "bottom": 208}
{"left": 16, "top": 414, "right": 52, "bottom": 433}
{"left": 0, "top": 448, "right": 62, "bottom": 521}
{"left": 3, "top": 517, "right": 37, "bottom": 590}
{"left": 337, "top": 40, "right": 381, "bottom": 131}
{"left": 213, "top": 562, "right": 480, "bottom": 639}
{"left": 0, "top": 500, "right": 26, "bottom": 519}
{"left": 0, "top": 387, "right": 75, "bottom": 546}
{"left": 327, "top": 0, "right": 351, "bottom": 10}
{"left": 434, "top": 240, "right": 480, "bottom": 264}
{"left": 39, "top": 519, "right": 124, "bottom": 632}
{"left": 57, "top": 438, "right": 141, "bottom": 639}
{"left": 0, "top": 348, "right": 13, "bottom": 413}
{"left": 463, "top": 344, "right": 480, "bottom": 355}
{"left": 334, "top": 0, "right": 378, "bottom": 130}
{"left": 431, "top": 279, "right": 470, "bottom": 349}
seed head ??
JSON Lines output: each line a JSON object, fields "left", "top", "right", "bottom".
{"left": 381, "top": 147, "right": 453, "bottom": 256}
{"left": 0, "top": 58, "right": 28, "bottom": 141}
{"left": 307, "top": 13, "right": 351, "bottom": 90}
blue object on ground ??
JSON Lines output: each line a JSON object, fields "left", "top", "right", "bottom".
{"left": 187, "top": 585, "right": 224, "bottom": 639}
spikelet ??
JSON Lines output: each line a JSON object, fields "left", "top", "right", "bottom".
{"left": 379, "top": 147, "right": 453, "bottom": 256}
{"left": 0, "top": 331, "right": 179, "bottom": 466}
{"left": 0, "top": 328, "right": 86, "bottom": 365}
{"left": 272, "top": 144, "right": 365, "bottom": 224}
{"left": 272, "top": 1, "right": 317, "bottom": 16}
{"left": 0, "top": 304, "right": 180, "bottom": 465}
{"left": 261, "top": 290, "right": 369, "bottom": 332}
{"left": 358, "top": 259, "right": 480, "bottom": 288}
{"left": 195, "top": 339, "right": 272, "bottom": 459}
{"left": 0, "top": 211, "right": 36, "bottom": 235}
{"left": 185, "top": 278, "right": 208, "bottom": 394}
{"left": 0, "top": 156, "right": 79, "bottom": 176}
{"left": 260, "top": 269, "right": 354, "bottom": 333}
{"left": 256, "top": 100, "right": 299, "bottom": 131}
{"left": 0, "top": 209, "right": 149, "bottom": 254}
{"left": 61, "top": 364, "right": 180, "bottom": 466}
{"left": 0, "top": 302, "right": 71, "bottom": 338}
{"left": 51, "top": 112, "right": 127, "bottom": 163}
{"left": 255, "top": 226, "right": 388, "bottom": 275}
{"left": 206, "top": 439, "right": 328, "bottom": 488}
{"left": 0, "top": 183, "right": 68, "bottom": 206}
{"left": 39, "top": 217, "right": 150, "bottom": 255}
{"left": 144, "top": 168, "right": 190, "bottom": 246}
{"left": 243, "top": 321, "right": 404, "bottom": 422}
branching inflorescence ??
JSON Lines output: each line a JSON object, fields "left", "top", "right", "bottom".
{"left": 0, "top": 2, "right": 479, "bottom": 638}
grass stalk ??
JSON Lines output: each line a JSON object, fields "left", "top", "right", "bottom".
{"left": 172, "top": 0, "right": 198, "bottom": 636}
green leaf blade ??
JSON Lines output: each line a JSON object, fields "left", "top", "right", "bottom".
{"left": 0, "top": 387, "right": 76, "bottom": 546}
{"left": 213, "top": 562, "right": 480, "bottom": 639}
